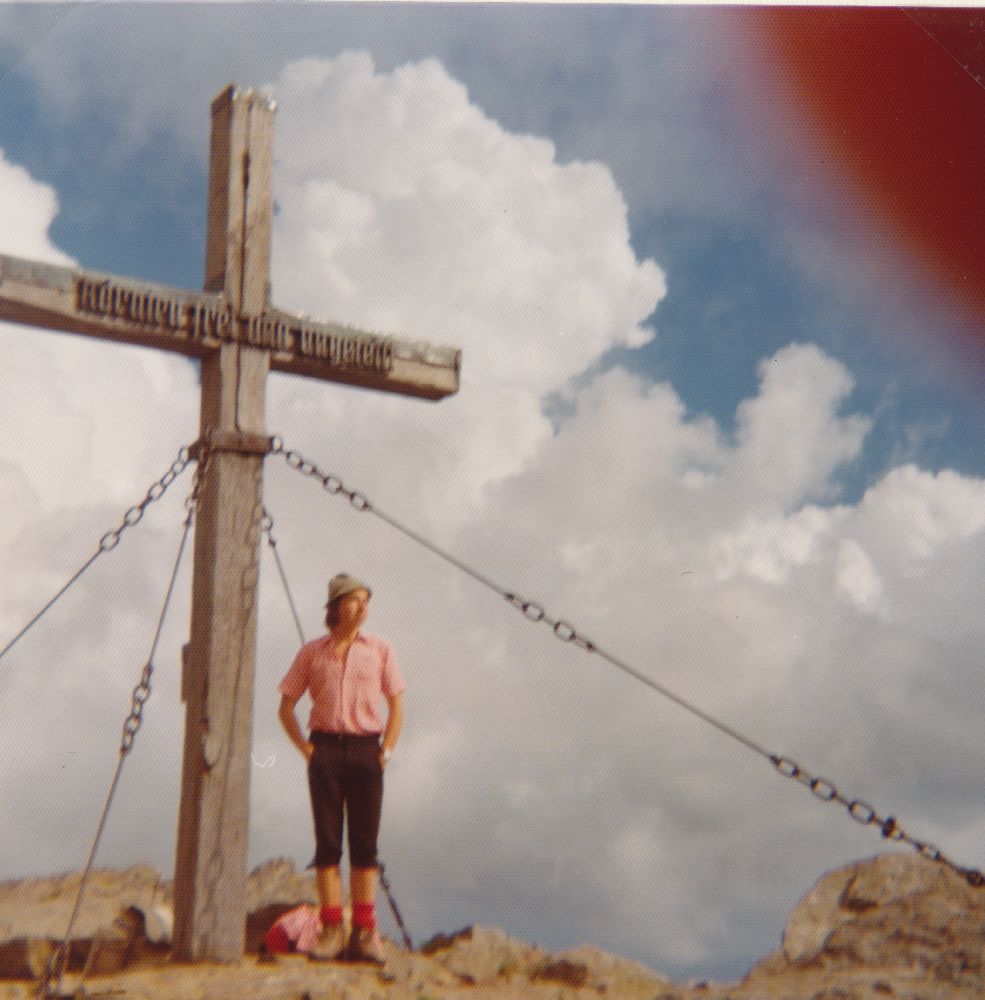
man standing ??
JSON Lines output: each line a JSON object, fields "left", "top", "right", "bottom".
{"left": 278, "top": 574, "right": 405, "bottom": 964}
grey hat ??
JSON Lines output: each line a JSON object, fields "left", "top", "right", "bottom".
{"left": 326, "top": 573, "right": 371, "bottom": 606}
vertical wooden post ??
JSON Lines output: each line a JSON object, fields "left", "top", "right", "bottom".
{"left": 173, "top": 86, "right": 275, "bottom": 962}
{"left": 0, "top": 80, "right": 458, "bottom": 961}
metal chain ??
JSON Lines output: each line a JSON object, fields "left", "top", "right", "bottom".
{"left": 272, "top": 438, "right": 985, "bottom": 890}
{"left": 40, "top": 452, "right": 206, "bottom": 999}
{"left": 770, "top": 755, "right": 985, "bottom": 887}
{"left": 115, "top": 451, "right": 209, "bottom": 763}
{"left": 98, "top": 445, "right": 199, "bottom": 552}
{"left": 1, "top": 444, "right": 196, "bottom": 666}
{"left": 271, "top": 439, "right": 373, "bottom": 512}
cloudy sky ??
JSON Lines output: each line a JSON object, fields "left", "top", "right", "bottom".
{"left": 2, "top": 2, "right": 985, "bottom": 983}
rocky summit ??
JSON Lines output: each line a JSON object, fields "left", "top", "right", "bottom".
{"left": 0, "top": 852, "right": 982, "bottom": 999}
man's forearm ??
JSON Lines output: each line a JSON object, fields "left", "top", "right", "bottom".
{"left": 381, "top": 697, "right": 404, "bottom": 753}
{"left": 279, "top": 698, "right": 311, "bottom": 758}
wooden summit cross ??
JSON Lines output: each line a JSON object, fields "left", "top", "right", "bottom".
{"left": 0, "top": 85, "right": 460, "bottom": 961}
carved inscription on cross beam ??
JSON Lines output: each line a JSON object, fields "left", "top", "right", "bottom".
{"left": 75, "top": 273, "right": 395, "bottom": 373}
{"left": 0, "top": 83, "right": 461, "bottom": 964}
{"left": 0, "top": 252, "right": 458, "bottom": 400}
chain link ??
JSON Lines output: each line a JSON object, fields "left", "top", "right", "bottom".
{"left": 1, "top": 445, "right": 197, "bottom": 671}
{"left": 504, "top": 595, "right": 597, "bottom": 652}
{"left": 270, "top": 438, "right": 373, "bottom": 512}
{"left": 769, "top": 754, "right": 983, "bottom": 885}
{"left": 274, "top": 437, "right": 985, "bottom": 891}
{"left": 120, "top": 663, "right": 153, "bottom": 755}
{"left": 98, "top": 447, "right": 193, "bottom": 552}
{"left": 40, "top": 449, "right": 204, "bottom": 998}
{"left": 115, "top": 448, "right": 208, "bottom": 764}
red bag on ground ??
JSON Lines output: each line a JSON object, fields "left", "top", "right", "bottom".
{"left": 263, "top": 904, "right": 322, "bottom": 954}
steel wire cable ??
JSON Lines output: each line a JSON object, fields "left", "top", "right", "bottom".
{"left": 1, "top": 445, "right": 195, "bottom": 667}
{"left": 41, "top": 477, "right": 201, "bottom": 999}
{"left": 378, "top": 863, "right": 413, "bottom": 951}
{"left": 368, "top": 498, "right": 777, "bottom": 763}
{"left": 0, "top": 553, "right": 102, "bottom": 665}
{"left": 261, "top": 510, "right": 306, "bottom": 646}
{"left": 271, "top": 437, "right": 985, "bottom": 889}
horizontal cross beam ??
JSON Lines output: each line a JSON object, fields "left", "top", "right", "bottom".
{"left": 0, "top": 252, "right": 460, "bottom": 400}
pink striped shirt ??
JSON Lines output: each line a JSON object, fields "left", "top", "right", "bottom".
{"left": 279, "top": 632, "right": 405, "bottom": 735}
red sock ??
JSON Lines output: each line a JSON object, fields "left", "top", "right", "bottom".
{"left": 320, "top": 905, "right": 344, "bottom": 926}
{"left": 352, "top": 903, "right": 376, "bottom": 929}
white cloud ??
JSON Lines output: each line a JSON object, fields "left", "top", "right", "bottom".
{"left": 265, "top": 51, "right": 665, "bottom": 526}
{"left": 732, "top": 344, "right": 871, "bottom": 511}
{"left": 270, "top": 53, "right": 664, "bottom": 385}
{"left": 835, "top": 539, "right": 884, "bottom": 612}
{"left": 0, "top": 151, "right": 73, "bottom": 265}
{"left": 856, "top": 464, "right": 985, "bottom": 569}
{"left": 714, "top": 505, "right": 841, "bottom": 586}
{"left": 2, "top": 53, "right": 985, "bottom": 984}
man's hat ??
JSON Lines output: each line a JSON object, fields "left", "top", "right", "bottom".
{"left": 326, "top": 573, "right": 371, "bottom": 606}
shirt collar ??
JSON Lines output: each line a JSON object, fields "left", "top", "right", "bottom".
{"left": 325, "top": 631, "right": 366, "bottom": 648}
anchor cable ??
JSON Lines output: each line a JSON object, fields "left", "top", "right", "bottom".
{"left": 40, "top": 457, "right": 205, "bottom": 999}
{"left": 261, "top": 509, "right": 306, "bottom": 646}
{"left": 272, "top": 437, "right": 985, "bottom": 889}
{"left": 0, "top": 444, "right": 195, "bottom": 667}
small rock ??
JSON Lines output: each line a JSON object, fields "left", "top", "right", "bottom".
{"left": 246, "top": 858, "right": 318, "bottom": 912}
{"left": 420, "top": 925, "right": 550, "bottom": 984}
{"left": 0, "top": 937, "right": 54, "bottom": 979}
{"left": 142, "top": 902, "right": 173, "bottom": 946}
{"left": 532, "top": 957, "right": 590, "bottom": 987}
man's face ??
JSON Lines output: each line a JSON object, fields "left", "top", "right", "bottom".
{"left": 337, "top": 588, "right": 370, "bottom": 631}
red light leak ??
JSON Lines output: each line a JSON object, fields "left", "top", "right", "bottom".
{"left": 753, "top": 7, "right": 985, "bottom": 342}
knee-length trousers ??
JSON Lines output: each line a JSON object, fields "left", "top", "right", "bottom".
{"left": 307, "top": 731, "right": 384, "bottom": 870}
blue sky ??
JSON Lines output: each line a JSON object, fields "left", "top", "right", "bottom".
{"left": 2, "top": 3, "right": 985, "bottom": 984}
{"left": 5, "top": 4, "right": 983, "bottom": 494}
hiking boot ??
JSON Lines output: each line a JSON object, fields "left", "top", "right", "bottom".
{"left": 308, "top": 922, "right": 346, "bottom": 961}
{"left": 346, "top": 924, "right": 385, "bottom": 965}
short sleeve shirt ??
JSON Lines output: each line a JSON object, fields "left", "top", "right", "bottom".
{"left": 279, "top": 632, "right": 405, "bottom": 735}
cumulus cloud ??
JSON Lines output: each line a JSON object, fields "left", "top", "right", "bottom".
{"left": 267, "top": 53, "right": 665, "bottom": 514}
{"left": 732, "top": 344, "right": 871, "bottom": 511}
{"left": 0, "top": 149, "right": 203, "bottom": 872}
{"left": 2, "top": 53, "right": 985, "bottom": 984}
{"left": 0, "top": 151, "right": 73, "bottom": 265}
{"left": 835, "top": 538, "right": 885, "bottom": 612}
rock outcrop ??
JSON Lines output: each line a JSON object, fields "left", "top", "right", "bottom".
{"left": 741, "top": 852, "right": 985, "bottom": 999}
{"left": 0, "top": 866, "right": 167, "bottom": 980}
{"left": 0, "top": 852, "right": 982, "bottom": 999}
{"left": 419, "top": 926, "right": 672, "bottom": 995}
